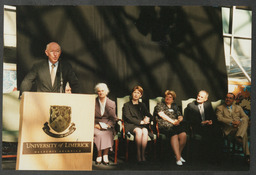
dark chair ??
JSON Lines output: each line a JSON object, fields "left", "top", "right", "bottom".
{"left": 149, "top": 97, "right": 167, "bottom": 159}
{"left": 181, "top": 98, "right": 196, "bottom": 160}
{"left": 113, "top": 95, "right": 130, "bottom": 163}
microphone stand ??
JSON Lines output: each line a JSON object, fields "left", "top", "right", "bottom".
{"left": 59, "top": 60, "right": 64, "bottom": 93}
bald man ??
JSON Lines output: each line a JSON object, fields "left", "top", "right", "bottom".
{"left": 20, "top": 42, "right": 79, "bottom": 95}
{"left": 184, "top": 90, "right": 222, "bottom": 163}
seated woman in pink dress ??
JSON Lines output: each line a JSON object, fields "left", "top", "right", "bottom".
{"left": 94, "top": 83, "right": 117, "bottom": 165}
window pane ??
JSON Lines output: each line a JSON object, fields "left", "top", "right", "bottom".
{"left": 228, "top": 39, "right": 251, "bottom": 79}
{"left": 222, "top": 7, "right": 230, "bottom": 34}
{"left": 234, "top": 9, "right": 252, "bottom": 37}
{"left": 228, "top": 58, "right": 251, "bottom": 80}
{"left": 233, "top": 38, "right": 251, "bottom": 63}
{"left": 223, "top": 37, "right": 231, "bottom": 66}
{"left": 4, "top": 8, "right": 17, "bottom": 47}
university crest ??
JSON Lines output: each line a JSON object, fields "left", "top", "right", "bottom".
{"left": 42, "top": 105, "right": 76, "bottom": 138}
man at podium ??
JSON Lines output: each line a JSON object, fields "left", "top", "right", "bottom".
{"left": 19, "top": 42, "right": 79, "bottom": 96}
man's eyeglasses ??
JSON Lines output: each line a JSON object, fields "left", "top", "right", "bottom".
{"left": 225, "top": 97, "right": 234, "bottom": 100}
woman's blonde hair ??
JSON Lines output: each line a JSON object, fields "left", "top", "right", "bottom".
{"left": 165, "top": 90, "right": 176, "bottom": 100}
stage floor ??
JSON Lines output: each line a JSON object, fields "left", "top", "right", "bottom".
{"left": 2, "top": 153, "right": 249, "bottom": 171}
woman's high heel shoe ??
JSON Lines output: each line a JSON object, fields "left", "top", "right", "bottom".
{"left": 103, "top": 155, "right": 109, "bottom": 165}
{"left": 95, "top": 157, "right": 102, "bottom": 165}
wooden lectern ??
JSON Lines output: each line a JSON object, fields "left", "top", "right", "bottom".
{"left": 16, "top": 92, "right": 95, "bottom": 170}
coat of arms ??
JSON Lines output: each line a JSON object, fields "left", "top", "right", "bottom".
{"left": 43, "top": 105, "right": 76, "bottom": 138}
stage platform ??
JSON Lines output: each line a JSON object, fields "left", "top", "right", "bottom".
{"left": 2, "top": 151, "right": 249, "bottom": 171}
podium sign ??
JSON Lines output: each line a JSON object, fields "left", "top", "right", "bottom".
{"left": 16, "top": 92, "right": 95, "bottom": 170}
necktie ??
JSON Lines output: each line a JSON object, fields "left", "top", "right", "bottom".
{"left": 199, "top": 105, "right": 205, "bottom": 121}
{"left": 50, "top": 64, "right": 56, "bottom": 86}
{"left": 227, "top": 106, "right": 232, "bottom": 113}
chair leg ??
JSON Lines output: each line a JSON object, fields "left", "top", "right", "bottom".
{"left": 148, "top": 140, "right": 153, "bottom": 160}
{"left": 114, "top": 139, "right": 119, "bottom": 164}
{"left": 186, "top": 138, "right": 190, "bottom": 161}
{"left": 126, "top": 139, "right": 129, "bottom": 162}
{"left": 154, "top": 139, "right": 157, "bottom": 160}
{"left": 226, "top": 138, "right": 230, "bottom": 154}
{"left": 232, "top": 139, "right": 236, "bottom": 154}
{"left": 161, "top": 140, "right": 164, "bottom": 159}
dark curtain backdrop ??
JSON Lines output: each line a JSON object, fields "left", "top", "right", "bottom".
{"left": 17, "top": 6, "right": 227, "bottom": 106}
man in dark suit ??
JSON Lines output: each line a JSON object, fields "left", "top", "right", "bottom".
{"left": 20, "top": 42, "right": 79, "bottom": 96}
{"left": 184, "top": 90, "right": 222, "bottom": 162}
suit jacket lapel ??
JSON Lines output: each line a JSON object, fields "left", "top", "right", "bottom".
{"left": 53, "top": 63, "right": 60, "bottom": 89}
{"left": 95, "top": 98, "right": 101, "bottom": 116}
{"left": 230, "top": 105, "right": 236, "bottom": 118}
{"left": 43, "top": 61, "right": 53, "bottom": 88}
{"left": 223, "top": 105, "right": 232, "bottom": 118}
{"left": 105, "top": 98, "right": 112, "bottom": 115}
{"left": 193, "top": 102, "right": 201, "bottom": 120}
{"left": 203, "top": 102, "right": 209, "bottom": 119}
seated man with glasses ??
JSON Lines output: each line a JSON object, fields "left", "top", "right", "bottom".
{"left": 216, "top": 93, "right": 250, "bottom": 164}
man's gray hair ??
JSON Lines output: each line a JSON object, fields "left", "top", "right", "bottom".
{"left": 46, "top": 42, "right": 61, "bottom": 50}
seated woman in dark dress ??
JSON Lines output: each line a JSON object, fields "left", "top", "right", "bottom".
{"left": 94, "top": 83, "right": 117, "bottom": 165}
{"left": 153, "top": 90, "right": 187, "bottom": 166}
{"left": 123, "top": 86, "right": 153, "bottom": 162}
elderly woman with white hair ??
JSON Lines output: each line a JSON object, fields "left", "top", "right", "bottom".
{"left": 94, "top": 83, "right": 117, "bottom": 165}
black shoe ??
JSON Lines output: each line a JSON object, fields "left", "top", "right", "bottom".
{"left": 95, "top": 160, "right": 101, "bottom": 165}
{"left": 103, "top": 160, "right": 109, "bottom": 165}
{"left": 245, "top": 155, "right": 250, "bottom": 165}
{"left": 142, "top": 160, "right": 148, "bottom": 164}
{"left": 136, "top": 160, "right": 143, "bottom": 165}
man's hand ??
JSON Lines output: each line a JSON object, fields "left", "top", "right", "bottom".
{"left": 232, "top": 120, "right": 240, "bottom": 128}
{"left": 201, "top": 120, "right": 212, "bottom": 125}
{"left": 201, "top": 120, "right": 208, "bottom": 125}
